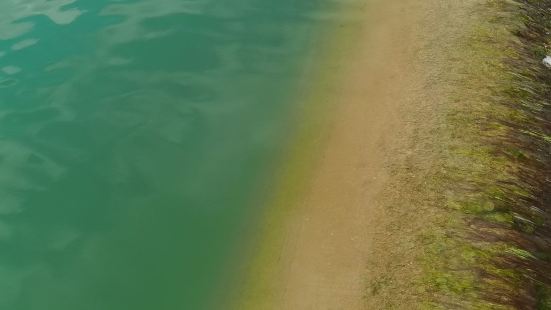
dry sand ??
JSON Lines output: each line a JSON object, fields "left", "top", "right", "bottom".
{"left": 237, "top": 0, "right": 483, "bottom": 309}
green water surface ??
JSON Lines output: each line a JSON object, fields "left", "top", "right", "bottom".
{"left": 0, "top": 0, "right": 346, "bottom": 309}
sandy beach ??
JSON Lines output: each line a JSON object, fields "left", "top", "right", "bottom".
{"left": 236, "top": 0, "right": 484, "bottom": 308}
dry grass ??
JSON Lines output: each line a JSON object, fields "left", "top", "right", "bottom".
{"left": 366, "top": 0, "right": 551, "bottom": 308}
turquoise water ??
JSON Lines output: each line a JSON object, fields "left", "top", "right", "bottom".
{"left": 0, "top": 0, "right": 343, "bottom": 309}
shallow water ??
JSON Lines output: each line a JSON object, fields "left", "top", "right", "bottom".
{"left": 0, "top": 0, "right": 347, "bottom": 309}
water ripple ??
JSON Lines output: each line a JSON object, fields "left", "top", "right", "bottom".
{"left": 0, "top": 0, "right": 82, "bottom": 40}
{"left": 0, "top": 0, "right": 351, "bottom": 309}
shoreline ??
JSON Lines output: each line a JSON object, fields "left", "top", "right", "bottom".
{"left": 232, "top": 0, "right": 551, "bottom": 308}
{"left": 233, "top": 0, "right": 463, "bottom": 308}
